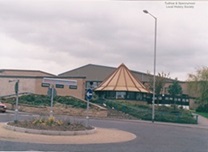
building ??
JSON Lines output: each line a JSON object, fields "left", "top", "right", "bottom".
{"left": 95, "top": 63, "right": 150, "bottom": 100}
{"left": 59, "top": 64, "right": 156, "bottom": 90}
{"left": 0, "top": 69, "right": 86, "bottom": 99}
{"left": 0, "top": 64, "right": 193, "bottom": 108}
{"left": 59, "top": 64, "right": 191, "bottom": 108}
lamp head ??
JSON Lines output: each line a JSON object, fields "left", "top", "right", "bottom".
{"left": 143, "top": 10, "right": 149, "bottom": 14}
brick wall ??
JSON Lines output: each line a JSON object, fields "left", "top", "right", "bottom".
{"left": 0, "top": 76, "right": 86, "bottom": 100}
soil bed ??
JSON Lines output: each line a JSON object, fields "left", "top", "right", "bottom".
{"left": 8, "top": 117, "right": 93, "bottom": 131}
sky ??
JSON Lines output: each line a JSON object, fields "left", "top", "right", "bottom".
{"left": 0, "top": 0, "right": 207, "bottom": 81}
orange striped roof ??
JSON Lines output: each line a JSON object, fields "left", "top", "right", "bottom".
{"left": 95, "top": 63, "right": 150, "bottom": 93}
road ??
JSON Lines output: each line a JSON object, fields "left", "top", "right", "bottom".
{"left": 0, "top": 111, "right": 208, "bottom": 152}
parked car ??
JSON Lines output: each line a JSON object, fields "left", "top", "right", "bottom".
{"left": 0, "top": 102, "right": 7, "bottom": 113}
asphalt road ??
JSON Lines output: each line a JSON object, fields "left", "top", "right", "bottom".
{"left": 0, "top": 111, "right": 208, "bottom": 152}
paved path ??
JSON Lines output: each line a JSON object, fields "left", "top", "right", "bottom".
{"left": 197, "top": 115, "right": 208, "bottom": 127}
{"left": 99, "top": 113, "right": 208, "bottom": 130}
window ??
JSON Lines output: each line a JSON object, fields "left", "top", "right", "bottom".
{"left": 69, "top": 85, "right": 77, "bottom": 89}
{"left": 116, "top": 92, "right": 126, "bottom": 99}
{"left": 41, "top": 83, "right": 50, "bottom": 87}
{"left": 56, "top": 84, "right": 64, "bottom": 88}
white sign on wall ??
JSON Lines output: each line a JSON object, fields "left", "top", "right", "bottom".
{"left": 42, "top": 78, "right": 77, "bottom": 86}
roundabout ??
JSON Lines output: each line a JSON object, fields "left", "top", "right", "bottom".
{"left": 0, "top": 112, "right": 208, "bottom": 152}
{"left": 4, "top": 122, "right": 97, "bottom": 136}
{"left": 0, "top": 122, "right": 136, "bottom": 144}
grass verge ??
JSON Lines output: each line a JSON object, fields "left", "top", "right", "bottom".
{"left": 195, "top": 112, "right": 208, "bottom": 119}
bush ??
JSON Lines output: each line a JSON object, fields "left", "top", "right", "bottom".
{"left": 55, "top": 96, "right": 87, "bottom": 108}
{"left": 20, "top": 94, "right": 51, "bottom": 106}
{"left": 6, "top": 94, "right": 87, "bottom": 109}
{"left": 95, "top": 99, "right": 197, "bottom": 124}
{"left": 196, "top": 104, "right": 208, "bottom": 113}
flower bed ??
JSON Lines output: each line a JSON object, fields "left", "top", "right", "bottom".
{"left": 8, "top": 116, "right": 93, "bottom": 131}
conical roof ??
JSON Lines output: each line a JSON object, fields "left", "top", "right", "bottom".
{"left": 95, "top": 63, "right": 150, "bottom": 93}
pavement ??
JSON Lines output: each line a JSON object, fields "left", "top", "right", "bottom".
{"left": 107, "top": 114, "right": 208, "bottom": 130}
{"left": 197, "top": 115, "right": 208, "bottom": 127}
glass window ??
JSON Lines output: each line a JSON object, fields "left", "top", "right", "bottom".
{"left": 41, "top": 83, "right": 50, "bottom": 87}
{"left": 56, "top": 84, "right": 64, "bottom": 88}
{"left": 116, "top": 92, "right": 126, "bottom": 99}
{"left": 69, "top": 85, "right": 77, "bottom": 89}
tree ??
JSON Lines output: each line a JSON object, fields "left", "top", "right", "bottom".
{"left": 155, "top": 72, "right": 170, "bottom": 95}
{"left": 148, "top": 72, "right": 170, "bottom": 94}
{"left": 168, "top": 78, "right": 183, "bottom": 106}
{"left": 187, "top": 66, "right": 208, "bottom": 105}
{"left": 147, "top": 72, "right": 170, "bottom": 103}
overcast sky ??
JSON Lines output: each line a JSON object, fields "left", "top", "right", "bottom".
{"left": 0, "top": 0, "right": 207, "bottom": 81}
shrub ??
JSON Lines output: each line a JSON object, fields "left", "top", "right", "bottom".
{"left": 18, "top": 94, "right": 50, "bottom": 106}
{"left": 196, "top": 104, "right": 208, "bottom": 113}
{"left": 55, "top": 96, "right": 87, "bottom": 108}
{"left": 96, "top": 99, "right": 197, "bottom": 124}
{"left": 8, "top": 94, "right": 87, "bottom": 109}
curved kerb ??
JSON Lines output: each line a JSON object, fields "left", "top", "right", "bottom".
{"left": 4, "top": 123, "right": 96, "bottom": 136}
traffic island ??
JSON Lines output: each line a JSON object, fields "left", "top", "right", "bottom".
{"left": 5, "top": 116, "right": 95, "bottom": 136}
{"left": 4, "top": 123, "right": 96, "bottom": 136}
{"left": 0, "top": 123, "right": 136, "bottom": 144}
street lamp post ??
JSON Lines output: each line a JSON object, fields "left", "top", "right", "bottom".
{"left": 143, "top": 10, "right": 157, "bottom": 123}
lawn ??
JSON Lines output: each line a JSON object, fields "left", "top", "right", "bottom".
{"left": 195, "top": 112, "right": 208, "bottom": 119}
